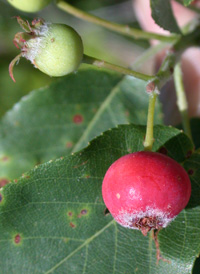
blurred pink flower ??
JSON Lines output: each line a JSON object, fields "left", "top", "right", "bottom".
{"left": 133, "top": 0, "right": 200, "bottom": 123}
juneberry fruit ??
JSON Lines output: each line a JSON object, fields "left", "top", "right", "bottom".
{"left": 102, "top": 151, "right": 191, "bottom": 236}
{"left": 7, "top": 0, "right": 52, "bottom": 12}
{"left": 9, "top": 17, "right": 83, "bottom": 81}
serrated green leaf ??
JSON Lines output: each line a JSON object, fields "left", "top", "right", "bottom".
{"left": 150, "top": 0, "right": 181, "bottom": 33}
{"left": 158, "top": 150, "right": 200, "bottom": 272}
{"left": 0, "top": 68, "right": 163, "bottom": 182}
{"left": 0, "top": 59, "right": 52, "bottom": 118}
{"left": 0, "top": 124, "right": 198, "bottom": 274}
{"left": 177, "top": 118, "right": 200, "bottom": 150}
{"left": 190, "top": 118, "right": 200, "bottom": 149}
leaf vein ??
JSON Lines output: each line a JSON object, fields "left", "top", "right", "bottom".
{"left": 44, "top": 220, "right": 115, "bottom": 274}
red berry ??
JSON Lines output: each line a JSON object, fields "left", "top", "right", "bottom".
{"left": 102, "top": 151, "right": 191, "bottom": 236}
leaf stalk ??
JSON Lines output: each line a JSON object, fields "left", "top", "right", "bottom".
{"left": 82, "top": 54, "right": 156, "bottom": 82}
{"left": 173, "top": 62, "right": 193, "bottom": 141}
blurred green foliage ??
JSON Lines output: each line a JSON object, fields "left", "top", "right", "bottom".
{"left": 0, "top": 0, "right": 150, "bottom": 118}
{"left": 0, "top": 1, "right": 52, "bottom": 117}
{"left": 67, "top": 0, "right": 125, "bottom": 10}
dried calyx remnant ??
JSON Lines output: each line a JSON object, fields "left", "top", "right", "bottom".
{"left": 132, "top": 216, "right": 162, "bottom": 237}
{"left": 9, "top": 17, "right": 83, "bottom": 82}
{"left": 9, "top": 17, "right": 46, "bottom": 82}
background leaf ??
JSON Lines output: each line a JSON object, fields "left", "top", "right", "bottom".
{"left": 0, "top": 124, "right": 199, "bottom": 273}
{"left": 0, "top": 68, "right": 163, "bottom": 183}
{"left": 183, "top": 0, "right": 194, "bottom": 6}
{"left": 150, "top": 0, "right": 181, "bottom": 33}
{"left": 0, "top": 58, "right": 52, "bottom": 118}
{"left": 189, "top": 118, "right": 200, "bottom": 150}
{"left": 177, "top": 118, "right": 200, "bottom": 150}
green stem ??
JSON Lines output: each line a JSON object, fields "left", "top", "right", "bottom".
{"left": 173, "top": 62, "right": 193, "bottom": 141}
{"left": 83, "top": 54, "right": 156, "bottom": 82}
{"left": 132, "top": 42, "right": 169, "bottom": 70}
{"left": 56, "top": 0, "right": 179, "bottom": 43}
{"left": 143, "top": 91, "right": 158, "bottom": 151}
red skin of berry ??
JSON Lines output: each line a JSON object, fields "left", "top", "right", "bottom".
{"left": 102, "top": 151, "right": 191, "bottom": 233}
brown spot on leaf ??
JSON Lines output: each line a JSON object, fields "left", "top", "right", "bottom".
{"left": 14, "top": 234, "right": 21, "bottom": 244}
{"left": 186, "top": 150, "right": 192, "bottom": 159}
{"left": 84, "top": 174, "right": 90, "bottom": 179}
{"left": 188, "top": 169, "right": 194, "bottom": 176}
{"left": 125, "top": 111, "right": 130, "bottom": 117}
{"left": 78, "top": 209, "right": 88, "bottom": 218}
{"left": 51, "top": 38, "right": 55, "bottom": 42}
{"left": 158, "top": 147, "right": 168, "bottom": 155}
{"left": 68, "top": 212, "right": 73, "bottom": 217}
{"left": 1, "top": 156, "right": 9, "bottom": 162}
{"left": 69, "top": 222, "right": 76, "bottom": 228}
{"left": 66, "top": 142, "right": 73, "bottom": 148}
{"left": 0, "top": 178, "right": 9, "bottom": 187}
{"left": 73, "top": 161, "right": 88, "bottom": 169}
{"left": 73, "top": 114, "right": 83, "bottom": 124}
{"left": 81, "top": 209, "right": 88, "bottom": 215}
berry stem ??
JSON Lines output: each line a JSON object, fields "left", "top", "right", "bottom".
{"left": 56, "top": 0, "right": 179, "bottom": 43}
{"left": 82, "top": 54, "right": 156, "bottom": 82}
{"left": 153, "top": 230, "right": 171, "bottom": 265}
{"left": 173, "top": 62, "right": 193, "bottom": 142}
{"left": 143, "top": 90, "right": 158, "bottom": 151}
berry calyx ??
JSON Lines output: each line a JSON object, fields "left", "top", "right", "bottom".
{"left": 7, "top": 0, "right": 52, "bottom": 13}
{"left": 102, "top": 151, "right": 191, "bottom": 236}
{"left": 9, "top": 17, "right": 83, "bottom": 81}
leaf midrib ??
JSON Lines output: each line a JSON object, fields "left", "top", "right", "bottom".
{"left": 72, "top": 82, "right": 123, "bottom": 153}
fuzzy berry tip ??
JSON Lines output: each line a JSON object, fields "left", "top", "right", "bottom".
{"left": 102, "top": 151, "right": 191, "bottom": 235}
{"left": 9, "top": 17, "right": 83, "bottom": 81}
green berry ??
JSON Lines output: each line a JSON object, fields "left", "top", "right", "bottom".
{"left": 7, "top": 0, "right": 52, "bottom": 12}
{"left": 9, "top": 17, "right": 84, "bottom": 81}
{"left": 31, "top": 24, "right": 83, "bottom": 77}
